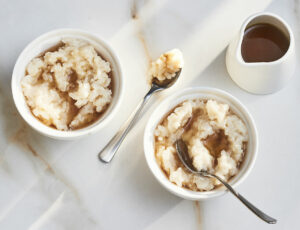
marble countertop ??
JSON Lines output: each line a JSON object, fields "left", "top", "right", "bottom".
{"left": 0, "top": 0, "right": 299, "bottom": 229}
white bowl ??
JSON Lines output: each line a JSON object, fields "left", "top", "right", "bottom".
{"left": 144, "top": 87, "right": 258, "bottom": 200}
{"left": 12, "top": 29, "right": 123, "bottom": 140}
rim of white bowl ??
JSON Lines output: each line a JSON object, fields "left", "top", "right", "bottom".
{"left": 12, "top": 28, "right": 123, "bottom": 140}
{"left": 144, "top": 87, "right": 258, "bottom": 200}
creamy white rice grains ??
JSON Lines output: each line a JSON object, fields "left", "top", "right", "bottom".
{"left": 21, "top": 38, "right": 112, "bottom": 131}
{"left": 154, "top": 99, "right": 248, "bottom": 191}
{"left": 149, "top": 49, "right": 183, "bottom": 82}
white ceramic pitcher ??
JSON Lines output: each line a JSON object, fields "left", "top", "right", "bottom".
{"left": 226, "top": 12, "right": 296, "bottom": 94}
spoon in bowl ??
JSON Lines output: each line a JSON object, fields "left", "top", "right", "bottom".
{"left": 175, "top": 139, "right": 277, "bottom": 224}
{"left": 98, "top": 69, "right": 182, "bottom": 163}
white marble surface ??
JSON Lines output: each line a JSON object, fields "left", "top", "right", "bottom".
{"left": 0, "top": 0, "right": 299, "bottom": 229}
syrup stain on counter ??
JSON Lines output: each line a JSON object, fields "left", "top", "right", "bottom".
{"left": 131, "top": 0, "right": 152, "bottom": 72}
{"left": 131, "top": 0, "right": 138, "bottom": 20}
{"left": 26, "top": 143, "right": 55, "bottom": 174}
{"left": 9, "top": 123, "right": 79, "bottom": 198}
{"left": 194, "top": 201, "right": 203, "bottom": 230}
{"left": 9, "top": 122, "right": 34, "bottom": 159}
{"left": 9, "top": 123, "right": 56, "bottom": 177}
{"left": 7, "top": 126, "right": 99, "bottom": 227}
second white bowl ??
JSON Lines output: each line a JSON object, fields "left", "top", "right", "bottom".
{"left": 144, "top": 87, "right": 258, "bottom": 200}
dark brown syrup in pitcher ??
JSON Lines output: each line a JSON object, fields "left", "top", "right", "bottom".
{"left": 241, "top": 23, "right": 289, "bottom": 63}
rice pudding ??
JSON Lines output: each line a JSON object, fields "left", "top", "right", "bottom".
{"left": 149, "top": 49, "right": 183, "bottom": 82}
{"left": 154, "top": 99, "right": 248, "bottom": 191}
{"left": 21, "top": 38, "right": 113, "bottom": 131}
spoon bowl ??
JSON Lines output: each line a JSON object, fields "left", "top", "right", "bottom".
{"left": 152, "top": 69, "right": 182, "bottom": 89}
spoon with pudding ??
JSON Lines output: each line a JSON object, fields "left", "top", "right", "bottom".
{"left": 98, "top": 49, "right": 183, "bottom": 163}
{"left": 175, "top": 138, "right": 277, "bottom": 224}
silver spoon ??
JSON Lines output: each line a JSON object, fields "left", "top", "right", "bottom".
{"left": 98, "top": 69, "right": 182, "bottom": 163}
{"left": 175, "top": 139, "right": 277, "bottom": 224}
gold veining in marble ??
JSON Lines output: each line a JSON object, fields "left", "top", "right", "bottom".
{"left": 194, "top": 201, "right": 203, "bottom": 230}
{"left": 131, "top": 0, "right": 153, "bottom": 84}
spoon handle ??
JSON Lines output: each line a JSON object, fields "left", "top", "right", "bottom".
{"left": 98, "top": 85, "right": 160, "bottom": 163}
{"left": 204, "top": 172, "right": 277, "bottom": 224}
